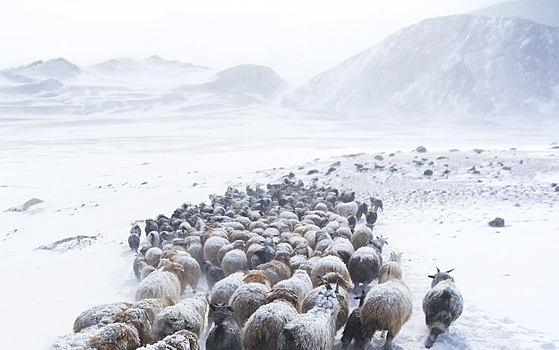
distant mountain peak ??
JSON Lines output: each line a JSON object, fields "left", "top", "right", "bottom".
{"left": 283, "top": 14, "right": 559, "bottom": 117}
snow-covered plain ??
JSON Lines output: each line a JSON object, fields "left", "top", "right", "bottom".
{"left": 1, "top": 100, "right": 558, "bottom": 349}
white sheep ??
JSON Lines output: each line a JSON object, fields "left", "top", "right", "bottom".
{"left": 73, "top": 302, "right": 132, "bottom": 333}
{"left": 221, "top": 248, "right": 248, "bottom": 277}
{"left": 378, "top": 252, "right": 403, "bottom": 284}
{"left": 360, "top": 272, "right": 413, "bottom": 350}
{"left": 203, "top": 236, "right": 230, "bottom": 264}
{"left": 85, "top": 322, "right": 141, "bottom": 350}
{"left": 242, "top": 289, "right": 299, "bottom": 350}
{"left": 228, "top": 280, "right": 271, "bottom": 327}
{"left": 273, "top": 269, "right": 313, "bottom": 309}
{"left": 135, "top": 262, "right": 183, "bottom": 304}
{"left": 136, "top": 330, "right": 200, "bottom": 350}
{"left": 335, "top": 201, "right": 359, "bottom": 218}
{"left": 310, "top": 255, "right": 351, "bottom": 288}
{"left": 145, "top": 247, "right": 163, "bottom": 268}
{"left": 151, "top": 292, "right": 209, "bottom": 341}
{"left": 351, "top": 224, "right": 374, "bottom": 250}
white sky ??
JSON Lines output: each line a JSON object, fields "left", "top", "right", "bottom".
{"left": 0, "top": 0, "right": 505, "bottom": 86}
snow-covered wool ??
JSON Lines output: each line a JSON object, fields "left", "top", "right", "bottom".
{"left": 73, "top": 302, "right": 132, "bottom": 333}
{"left": 258, "top": 257, "right": 291, "bottom": 286}
{"left": 301, "top": 275, "right": 350, "bottom": 330}
{"left": 348, "top": 246, "right": 383, "bottom": 287}
{"left": 340, "top": 290, "right": 367, "bottom": 350}
{"left": 335, "top": 201, "right": 359, "bottom": 218}
{"left": 360, "top": 278, "right": 413, "bottom": 350}
{"left": 185, "top": 238, "right": 204, "bottom": 267}
{"left": 136, "top": 330, "right": 200, "bottom": 350}
{"left": 242, "top": 289, "right": 299, "bottom": 350}
{"left": 310, "top": 255, "right": 351, "bottom": 288}
{"left": 148, "top": 231, "right": 161, "bottom": 248}
{"left": 221, "top": 248, "right": 248, "bottom": 277}
{"left": 133, "top": 254, "right": 147, "bottom": 281}
{"left": 273, "top": 269, "right": 313, "bottom": 309}
{"left": 228, "top": 281, "right": 271, "bottom": 327}
{"left": 277, "top": 284, "right": 342, "bottom": 350}
{"left": 217, "top": 240, "right": 246, "bottom": 264}
{"left": 157, "top": 251, "right": 201, "bottom": 293}
{"left": 313, "top": 231, "right": 333, "bottom": 253}
{"left": 85, "top": 322, "right": 141, "bottom": 350}
{"left": 151, "top": 292, "right": 209, "bottom": 341}
{"left": 242, "top": 270, "right": 272, "bottom": 288}
{"left": 205, "top": 304, "right": 243, "bottom": 350}
{"left": 128, "top": 232, "right": 140, "bottom": 252}
{"left": 351, "top": 224, "right": 374, "bottom": 250}
{"left": 208, "top": 271, "right": 244, "bottom": 325}
{"left": 323, "top": 237, "right": 354, "bottom": 265}
{"left": 122, "top": 297, "right": 174, "bottom": 345}
{"left": 203, "top": 236, "right": 230, "bottom": 264}
{"left": 145, "top": 247, "right": 163, "bottom": 268}
{"left": 204, "top": 260, "right": 226, "bottom": 291}
{"left": 145, "top": 219, "right": 158, "bottom": 236}
{"left": 378, "top": 252, "right": 403, "bottom": 284}
{"left": 134, "top": 262, "right": 183, "bottom": 303}
{"left": 423, "top": 268, "right": 464, "bottom": 348}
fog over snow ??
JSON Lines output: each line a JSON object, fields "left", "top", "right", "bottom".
{"left": 1, "top": 1, "right": 559, "bottom": 350}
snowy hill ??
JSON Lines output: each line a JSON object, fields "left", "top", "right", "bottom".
{"left": 473, "top": 0, "right": 559, "bottom": 27}
{"left": 282, "top": 14, "right": 559, "bottom": 117}
{"left": 0, "top": 57, "right": 288, "bottom": 115}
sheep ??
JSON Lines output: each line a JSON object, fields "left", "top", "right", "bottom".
{"left": 135, "top": 262, "right": 183, "bottom": 303}
{"left": 85, "top": 322, "right": 141, "bottom": 350}
{"left": 242, "top": 289, "right": 299, "bottom": 350}
{"left": 208, "top": 271, "right": 244, "bottom": 325}
{"left": 423, "top": 268, "right": 464, "bottom": 348}
{"left": 310, "top": 255, "right": 351, "bottom": 288}
{"left": 335, "top": 201, "right": 359, "bottom": 218}
{"left": 273, "top": 269, "right": 313, "bottom": 309}
{"left": 221, "top": 248, "right": 248, "bottom": 277}
{"left": 348, "top": 246, "right": 383, "bottom": 288}
{"left": 323, "top": 237, "right": 354, "bottom": 265}
{"left": 145, "top": 247, "right": 163, "bottom": 268}
{"left": 378, "top": 252, "right": 403, "bottom": 284}
{"left": 151, "top": 292, "right": 209, "bottom": 341}
{"left": 351, "top": 224, "right": 374, "bottom": 250}
{"left": 128, "top": 232, "right": 140, "bottom": 253}
{"left": 136, "top": 330, "right": 200, "bottom": 350}
{"left": 133, "top": 254, "right": 147, "bottom": 281}
{"left": 169, "top": 252, "right": 202, "bottom": 293}
{"left": 258, "top": 252, "right": 291, "bottom": 286}
{"left": 145, "top": 219, "right": 158, "bottom": 235}
{"left": 360, "top": 274, "right": 413, "bottom": 350}
{"left": 119, "top": 297, "right": 175, "bottom": 345}
{"left": 277, "top": 281, "right": 342, "bottom": 350}
{"left": 205, "top": 303, "right": 243, "bottom": 350}
{"left": 301, "top": 274, "right": 349, "bottom": 330}
{"left": 73, "top": 302, "right": 132, "bottom": 333}
{"left": 340, "top": 290, "right": 367, "bottom": 350}
{"left": 204, "top": 260, "right": 226, "bottom": 291}
{"left": 228, "top": 278, "right": 271, "bottom": 327}
{"left": 203, "top": 236, "right": 230, "bottom": 264}
{"left": 148, "top": 231, "right": 161, "bottom": 248}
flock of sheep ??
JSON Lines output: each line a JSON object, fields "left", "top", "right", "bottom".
{"left": 54, "top": 175, "right": 464, "bottom": 350}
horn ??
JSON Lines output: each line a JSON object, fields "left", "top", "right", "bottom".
{"left": 335, "top": 281, "right": 340, "bottom": 293}
{"left": 428, "top": 274, "right": 435, "bottom": 278}
{"left": 436, "top": 267, "right": 441, "bottom": 273}
{"left": 446, "top": 268, "right": 455, "bottom": 273}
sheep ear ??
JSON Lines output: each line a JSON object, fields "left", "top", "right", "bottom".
{"left": 428, "top": 274, "right": 435, "bottom": 278}
{"left": 446, "top": 268, "right": 455, "bottom": 273}
{"left": 209, "top": 304, "right": 216, "bottom": 311}
{"left": 227, "top": 306, "right": 234, "bottom": 312}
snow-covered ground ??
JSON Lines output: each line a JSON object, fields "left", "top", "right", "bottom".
{"left": 1, "top": 104, "right": 558, "bottom": 350}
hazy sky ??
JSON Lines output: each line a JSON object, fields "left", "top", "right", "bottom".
{"left": 0, "top": 0, "right": 505, "bottom": 86}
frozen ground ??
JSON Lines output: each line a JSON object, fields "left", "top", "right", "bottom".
{"left": 0, "top": 105, "right": 558, "bottom": 349}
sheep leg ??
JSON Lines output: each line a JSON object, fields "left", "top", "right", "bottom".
{"left": 383, "top": 331, "right": 394, "bottom": 350}
{"left": 361, "top": 330, "right": 375, "bottom": 350}
{"left": 425, "top": 328, "right": 442, "bottom": 348}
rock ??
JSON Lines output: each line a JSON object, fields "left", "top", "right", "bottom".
{"left": 416, "top": 146, "right": 427, "bottom": 153}
{"left": 424, "top": 170, "right": 433, "bottom": 176}
{"left": 489, "top": 218, "right": 505, "bottom": 228}
{"left": 306, "top": 169, "right": 319, "bottom": 175}
{"left": 374, "top": 155, "right": 384, "bottom": 161}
